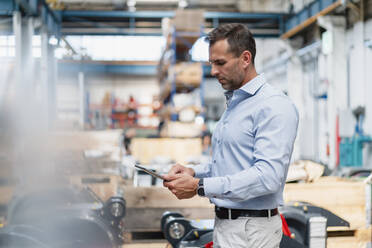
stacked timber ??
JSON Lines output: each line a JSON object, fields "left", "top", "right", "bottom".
{"left": 131, "top": 138, "right": 202, "bottom": 164}
{"left": 122, "top": 185, "right": 214, "bottom": 233}
{"left": 284, "top": 177, "right": 371, "bottom": 247}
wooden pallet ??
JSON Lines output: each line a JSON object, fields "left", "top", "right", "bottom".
{"left": 284, "top": 177, "right": 371, "bottom": 231}
{"left": 285, "top": 177, "right": 372, "bottom": 247}
{"left": 122, "top": 185, "right": 214, "bottom": 232}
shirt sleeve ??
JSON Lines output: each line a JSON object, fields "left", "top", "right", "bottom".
{"left": 203, "top": 96, "right": 299, "bottom": 201}
{"left": 193, "top": 162, "right": 212, "bottom": 178}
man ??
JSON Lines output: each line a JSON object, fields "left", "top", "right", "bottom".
{"left": 163, "top": 23, "right": 299, "bottom": 248}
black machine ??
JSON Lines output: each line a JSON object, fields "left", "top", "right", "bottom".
{"left": 161, "top": 202, "right": 349, "bottom": 248}
{"left": 0, "top": 187, "right": 126, "bottom": 248}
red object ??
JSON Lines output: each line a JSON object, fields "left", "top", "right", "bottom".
{"left": 280, "top": 214, "right": 292, "bottom": 237}
{"left": 335, "top": 115, "right": 341, "bottom": 167}
{"left": 204, "top": 241, "right": 213, "bottom": 248}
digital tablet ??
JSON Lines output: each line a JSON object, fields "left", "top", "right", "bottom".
{"left": 134, "top": 164, "right": 166, "bottom": 181}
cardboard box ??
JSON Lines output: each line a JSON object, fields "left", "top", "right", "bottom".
{"left": 174, "top": 9, "right": 204, "bottom": 32}
{"left": 131, "top": 137, "right": 202, "bottom": 164}
{"left": 161, "top": 121, "right": 203, "bottom": 138}
{"left": 173, "top": 62, "right": 203, "bottom": 86}
{"left": 284, "top": 177, "right": 371, "bottom": 230}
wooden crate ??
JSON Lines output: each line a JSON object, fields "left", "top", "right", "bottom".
{"left": 131, "top": 138, "right": 202, "bottom": 164}
{"left": 122, "top": 185, "right": 214, "bottom": 232}
{"left": 173, "top": 9, "right": 204, "bottom": 32}
{"left": 0, "top": 186, "right": 14, "bottom": 205}
{"left": 284, "top": 177, "right": 371, "bottom": 230}
{"left": 173, "top": 62, "right": 203, "bottom": 86}
{"left": 327, "top": 227, "right": 372, "bottom": 248}
{"left": 70, "top": 174, "right": 120, "bottom": 201}
{"left": 160, "top": 122, "right": 204, "bottom": 138}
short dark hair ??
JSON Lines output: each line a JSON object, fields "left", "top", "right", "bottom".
{"left": 206, "top": 23, "right": 256, "bottom": 64}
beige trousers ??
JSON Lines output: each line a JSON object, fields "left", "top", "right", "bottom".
{"left": 213, "top": 214, "right": 282, "bottom": 248}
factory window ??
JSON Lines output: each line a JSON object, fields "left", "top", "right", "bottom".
{"left": 0, "top": 36, "right": 14, "bottom": 57}
{"left": 0, "top": 35, "right": 41, "bottom": 58}
{"left": 63, "top": 35, "right": 166, "bottom": 61}
{"left": 190, "top": 36, "right": 209, "bottom": 62}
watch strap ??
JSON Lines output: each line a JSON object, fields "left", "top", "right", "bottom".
{"left": 197, "top": 178, "right": 205, "bottom": 197}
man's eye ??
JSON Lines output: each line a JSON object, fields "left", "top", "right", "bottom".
{"left": 216, "top": 61, "right": 225, "bottom": 66}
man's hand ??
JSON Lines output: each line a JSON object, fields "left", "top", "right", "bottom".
{"left": 167, "top": 163, "right": 195, "bottom": 177}
{"left": 163, "top": 173, "right": 199, "bottom": 199}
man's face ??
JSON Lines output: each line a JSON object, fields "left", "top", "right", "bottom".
{"left": 209, "top": 39, "right": 245, "bottom": 91}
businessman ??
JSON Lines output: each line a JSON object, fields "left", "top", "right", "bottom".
{"left": 163, "top": 23, "right": 299, "bottom": 248}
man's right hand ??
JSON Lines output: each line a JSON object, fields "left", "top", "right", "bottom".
{"left": 167, "top": 163, "right": 195, "bottom": 177}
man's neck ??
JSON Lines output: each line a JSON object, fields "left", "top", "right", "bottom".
{"left": 242, "top": 67, "right": 258, "bottom": 86}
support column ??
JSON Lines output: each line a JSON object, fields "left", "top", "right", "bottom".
{"left": 41, "top": 26, "right": 50, "bottom": 128}
{"left": 13, "top": 11, "right": 22, "bottom": 91}
{"left": 13, "top": 12, "right": 36, "bottom": 121}
{"left": 349, "top": 22, "right": 366, "bottom": 109}
{"left": 318, "top": 16, "right": 347, "bottom": 169}
{"left": 78, "top": 72, "right": 85, "bottom": 129}
{"left": 362, "top": 20, "right": 372, "bottom": 165}
{"left": 22, "top": 16, "right": 35, "bottom": 92}
{"left": 48, "top": 43, "right": 57, "bottom": 128}
{"left": 364, "top": 20, "right": 372, "bottom": 135}
{"left": 41, "top": 26, "right": 57, "bottom": 129}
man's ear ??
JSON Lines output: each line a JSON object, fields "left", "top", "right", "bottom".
{"left": 241, "top": 50, "right": 252, "bottom": 68}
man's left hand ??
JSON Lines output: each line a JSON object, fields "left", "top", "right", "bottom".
{"left": 163, "top": 174, "right": 199, "bottom": 199}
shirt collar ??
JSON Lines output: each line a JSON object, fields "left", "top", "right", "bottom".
{"left": 240, "top": 74, "right": 266, "bottom": 96}
{"left": 224, "top": 74, "right": 266, "bottom": 106}
{"left": 224, "top": 90, "right": 234, "bottom": 107}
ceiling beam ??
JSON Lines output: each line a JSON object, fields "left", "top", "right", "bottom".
{"left": 281, "top": 0, "right": 342, "bottom": 39}
{"left": 61, "top": 10, "right": 288, "bottom": 37}
{"left": 0, "top": 0, "right": 61, "bottom": 37}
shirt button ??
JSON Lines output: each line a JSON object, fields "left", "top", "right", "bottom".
{"left": 213, "top": 160, "right": 216, "bottom": 163}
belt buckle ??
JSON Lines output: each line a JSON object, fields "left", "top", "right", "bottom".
{"left": 228, "top": 208, "right": 232, "bottom": 220}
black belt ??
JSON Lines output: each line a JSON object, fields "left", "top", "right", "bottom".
{"left": 215, "top": 206, "right": 278, "bottom": 220}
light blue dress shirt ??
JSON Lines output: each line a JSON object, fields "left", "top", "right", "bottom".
{"left": 194, "top": 74, "right": 299, "bottom": 210}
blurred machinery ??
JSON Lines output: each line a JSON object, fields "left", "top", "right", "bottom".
{"left": 0, "top": 187, "right": 126, "bottom": 248}
{"left": 161, "top": 202, "right": 349, "bottom": 248}
{"left": 339, "top": 106, "right": 372, "bottom": 167}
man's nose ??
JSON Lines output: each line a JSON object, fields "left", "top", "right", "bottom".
{"left": 211, "top": 64, "right": 219, "bottom": 77}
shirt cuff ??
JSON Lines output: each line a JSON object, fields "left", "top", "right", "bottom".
{"left": 204, "top": 177, "right": 225, "bottom": 198}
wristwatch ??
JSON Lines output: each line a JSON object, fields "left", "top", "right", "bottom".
{"left": 197, "top": 178, "right": 205, "bottom": 197}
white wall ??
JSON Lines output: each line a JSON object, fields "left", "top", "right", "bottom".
{"left": 285, "top": 17, "right": 372, "bottom": 168}
{"left": 365, "top": 19, "right": 372, "bottom": 137}
{"left": 256, "top": 38, "right": 290, "bottom": 92}
{"left": 365, "top": 20, "right": 372, "bottom": 166}
{"left": 347, "top": 22, "right": 366, "bottom": 109}
{"left": 346, "top": 19, "right": 372, "bottom": 167}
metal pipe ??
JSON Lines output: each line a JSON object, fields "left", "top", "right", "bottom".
{"left": 346, "top": 45, "right": 354, "bottom": 108}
